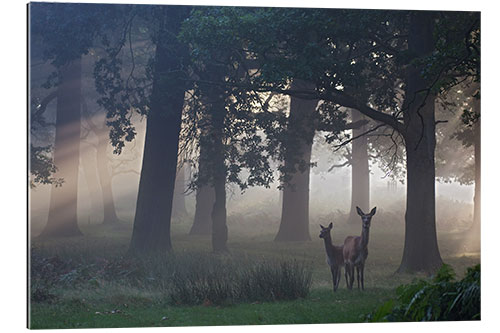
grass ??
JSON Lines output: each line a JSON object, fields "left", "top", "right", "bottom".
{"left": 28, "top": 210, "right": 480, "bottom": 329}
{"left": 30, "top": 288, "right": 392, "bottom": 328}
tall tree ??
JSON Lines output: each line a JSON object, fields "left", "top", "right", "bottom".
{"left": 172, "top": 165, "right": 188, "bottom": 218}
{"left": 40, "top": 57, "right": 84, "bottom": 237}
{"left": 82, "top": 104, "right": 121, "bottom": 225}
{"left": 31, "top": 2, "right": 122, "bottom": 237}
{"left": 347, "top": 109, "right": 370, "bottom": 224}
{"left": 275, "top": 80, "right": 318, "bottom": 241}
{"left": 128, "top": 5, "right": 190, "bottom": 255}
{"left": 397, "top": 12, "right": 442, "bottom": 272}
{"left": 189, "top": 140, "right": 215, "bottom": 235}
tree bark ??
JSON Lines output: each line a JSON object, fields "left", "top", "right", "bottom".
{"left": 275, "top": 80, "right": 318, "bottom": 241}
{"left": 190, "top": 185, "right": 215, "bottom": 235}
{"left": 347, "top": 109, "right": 370, "bottom": 224}
{"left": 172, "top": 165, "right": 188, "bottom": 218}
{"left": 190, "top": 142, "right": 215, "bottom": 235}
{"left": 397, "top": 12, "right": 443, "bottom": 273}
{"left": 40, "top": 57, "right": 83, "bottom": 238}
{"left": 128, "top": 6, "right": 189, "bottom": 255}
{"left": 208, "top": 92, "right": 229, "bottom": 251}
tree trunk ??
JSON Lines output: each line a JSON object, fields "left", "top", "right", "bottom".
{"left": 190, "top": 142, "right": 215, "bottom": 235}
{"left": 96, "top": 129, "right": 119, "bottom": 225}
{"left": 128, "top": 6, "right": 188, "bottom": 255}
{"left": 397, "top": 12, "right": 443, "bottom": 273}
{"left": 211, "top": 161, "right": 228, "bottom": 252}
{"left": 347, "top": 109, "right": 370, "bottom": 224}
{"left": 190, "top": 185, "right": 215, "bottom": 235}
{"left": 172, "top": 165, "right": 188, "bottom": 218}
{"left": 210, "top": 99, "right": 228, "bottom": 252}
{"left": 80, "top": 146, "right": 102, "bottom": 223}
{"left": 275, "top": 80, "right": 318, "bottom": 241}
{"left": 40, "top": 57, "right": 83, "bottom": 238}
{"left": 466, "top": 92, "right": 480, "bottom": 251}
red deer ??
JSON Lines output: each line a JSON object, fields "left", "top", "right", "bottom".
{"left": 343, "top": 207, "right": 376, "bottom": 290}
{"left": 319, "top": 222, "right": 344, "bottom": 292}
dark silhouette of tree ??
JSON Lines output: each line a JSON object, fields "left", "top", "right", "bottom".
{"left": 275, "top": 80, "right": 318, "bottom": 241}
{"left": 128, "top": 6, "right": 191, "bottom": 255}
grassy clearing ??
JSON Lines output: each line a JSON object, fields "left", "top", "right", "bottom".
{"left": 29, "top": 211, "right": 480, "bottom": 329}
{"left": 30, "top": 288, "right": 392, "bottom": 328}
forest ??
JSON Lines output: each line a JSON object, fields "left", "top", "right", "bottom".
{"left": 28, "top": 2, "right": 480, "bottom": 328}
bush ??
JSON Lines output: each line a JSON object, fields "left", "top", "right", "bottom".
{"left": 168, "top": 255, "right": 237, "bottom": 305}
{"left": 237, "top": 260, "right": 312, "bottom": 302}
{"left": 167, "top": 255, "right": 312, "bottom": 305}
{"left": 368, "top": 264, "right": 480, "bottom": 322}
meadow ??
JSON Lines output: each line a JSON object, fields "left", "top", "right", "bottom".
{"left": 29, "top": 206, "right": 480, "bottom": 329}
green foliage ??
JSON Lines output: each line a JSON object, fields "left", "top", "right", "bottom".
{"left": 30, "top": 3, "right": 125, "bottom": 67}
{"left": 367, "top": 264, "right": 480, "bottom": 322}
{"left": 29, "top": 145, "right": 63, "bottom": 188}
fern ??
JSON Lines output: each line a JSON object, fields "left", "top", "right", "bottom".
{"left": 368, "top": 264, "right": 480, "bottom": 322}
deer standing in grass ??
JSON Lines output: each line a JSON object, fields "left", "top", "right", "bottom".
{"left": 319, "top": 222, "right": 344, "bottom": 292}
{"left": 343, "top": 207, "right": 376, "bottom": 290}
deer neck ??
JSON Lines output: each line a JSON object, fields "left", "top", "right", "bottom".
{"left": 322, "top": 234, "right": 335, "bottom": 258}
{"left": 361, "top": 226, "right": 370, "bottom": 249}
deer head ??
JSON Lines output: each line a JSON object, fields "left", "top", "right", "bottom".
{"left": 319, "top": 222, "right": 333, "bottom": 239}
{"left": 356, "top": 206, "right": 377, "bottom": 229}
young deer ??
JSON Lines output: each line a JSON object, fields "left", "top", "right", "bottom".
{"left": 319, "top": 222, "right": 344, "bottom": 292}
{"left": 343, "top": 207, "right": 376, "bottom": 290}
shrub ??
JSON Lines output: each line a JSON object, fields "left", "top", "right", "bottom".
{"left": 168, "top": 256, "right": 237, "bottom": 305}
{"left": 167, "top": 255, "right": 312, "bottom": 305}
{"left": 368, "top": 264, "right": 480, "bottom": 322}
{"left": 237, "top": 260, "right": 312, "bottom": 302}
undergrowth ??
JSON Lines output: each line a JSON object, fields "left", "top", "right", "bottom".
{"left": 30, "top": 249, "right": 313, "bottom": 306}
{"left": 368, "top": 264, "right": 480, "bottom": 322}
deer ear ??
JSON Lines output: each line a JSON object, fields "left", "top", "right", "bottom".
{"left": 320, "top": 224, "right": 325, "bottom": 229}
{"left": 370, "top": 207, "right": 377, "bottom": 216}
{"left": 328, "top": 222, "right": 333, "bottom": 229}
{"left": 356, "top": 206, "right": 364, "bottom": 216}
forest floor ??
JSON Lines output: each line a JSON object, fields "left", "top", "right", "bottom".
{"left": 28, "top": 215, "right": 480, "bottom": 329}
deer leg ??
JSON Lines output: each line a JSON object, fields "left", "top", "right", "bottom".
{"left": 349, "top": 265, "right": 355, "bottom": 290}
{"left": 335, "top": 267, "right": 341, "bottom": 290}
{"left": 344, "top": 264, "right": 350, "bottom": 289}
{"left": 360, "top": 265, "right": 365, "bottom": 290}
{"left": 330, "top": 267, "right": 337, "bottom": 292}
{"left": 356, "top": 266, "right": 360, "bottom": 289}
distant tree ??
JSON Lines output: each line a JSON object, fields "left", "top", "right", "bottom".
{"left": 172, "top": 164, "right": 188, "bottom": 218}
{"left": 347, "top": 109, "right": 370, "bottom": 225}
{"left": 81, "top": 100, "right": 121, "bottom": 225}
{"left": 435, "top": 82, "right": 479, "bottom": 249}
{"left": 31, "top": 3, "right": 130, "bottom": 237}
{"left": 31, "top": 3, "right": 100, "bottom": 237}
